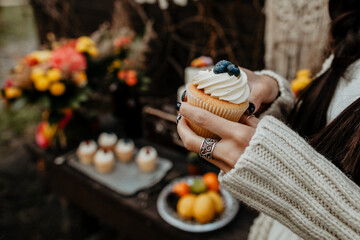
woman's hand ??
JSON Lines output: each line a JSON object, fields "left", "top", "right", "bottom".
{"left": 241, "top": 68, "right": 279, "bottom": 115}
{"left": 177, "top": 102, "right": 259, "bottom": 172}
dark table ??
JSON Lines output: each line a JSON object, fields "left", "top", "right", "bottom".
{"left": 36, "top": 139, "right": 258, "bottom": 240}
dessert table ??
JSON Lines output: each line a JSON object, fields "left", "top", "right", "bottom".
{"left": 33, "top": 139, "right": 258, "bottom": 240}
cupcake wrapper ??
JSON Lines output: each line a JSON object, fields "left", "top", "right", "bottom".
{"left": 186, "top": 87, "right": 248, "bottom": 139}
{"left": 76, "top": 151, "right": 95, "bottom": 165}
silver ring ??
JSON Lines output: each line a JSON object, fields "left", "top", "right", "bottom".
{"left": 199, "top": 138, "right": 217, "bottom": 160}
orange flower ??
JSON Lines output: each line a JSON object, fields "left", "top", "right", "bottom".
{"left": 117, "top": 70, "right": 127, "bottom": 80}
{"left": 125, "top": 70, "right": 138, "bottom": 86}
{"left": 127, "top": 70, "right": 137, "bottom": 78}
{"left": 4, "top": 87, "right": 22, "bottom": 99}
{"left": 73, "top": 71, "right": 87, "bottom": 87}
{"left": 49, "top": 82, "right": 66, "bottom": 96}
{"left": 126, "top": 76, "right": 137, "bottom": 86}
{"left": 25, "top": 56, "right": 39, "bottom": 66}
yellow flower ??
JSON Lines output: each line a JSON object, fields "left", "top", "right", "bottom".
{"left": 4, "top": 87, "right": 22, "bottom": 99}
{"left": 78, "top": 36, "right": 94, "bottom": 45}
{"left": 46, "top": 68, "right": 62, "bottom": 82}
{"left": 76, "top": 41, "right": 89, "bottom": 53}
{"left": 107, "top": 59, "right": 122, "bottom": 73}
{"left": 88, "top": 47, "right": 99, "bottom": 57}
{"left": 31, "top": 68, "right": 45, "bottom": 81}
{"left": 34, "top": 76, "right": 50, "bottom": 91}
{"left": 75, "top": 36, "right": 98, "bottom": 57}
{"left": 73, "top": 71, "right": 87, "bottom": 87}
{"left": 29, "top": 50, "right": 52, "bottom": 63}
{"left": 112, "top": 59, "right": 122, "bottom": 68}
{"left": 49, "top": 82, "right": 66, "bottom": 96}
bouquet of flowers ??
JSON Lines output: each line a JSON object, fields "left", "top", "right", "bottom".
{"left": 1, "top": 25, "right": 154, "bottom": 149}
{"left": 1, "top": 36, "right": 98, "bottom": 149}
{"left": 90, "top": 23, "right": 153, "bottom": 93}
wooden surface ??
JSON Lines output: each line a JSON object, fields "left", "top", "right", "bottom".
{"left": 40, "top": 139, "right": 258, "bottom": 240}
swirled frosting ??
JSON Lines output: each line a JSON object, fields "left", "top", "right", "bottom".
{"left": 192, "top": 69, "right": 250, "bottom": 104}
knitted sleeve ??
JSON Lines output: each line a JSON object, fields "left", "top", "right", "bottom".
{"left": 254, "top": 70, "right": 296, "bottom": 120}
{"left": 218, "top": 116, "right": 360, "bottom": 240}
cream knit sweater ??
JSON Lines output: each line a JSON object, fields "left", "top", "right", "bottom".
{"left": 218, "top": 63, "right": 360, "bottom": 240}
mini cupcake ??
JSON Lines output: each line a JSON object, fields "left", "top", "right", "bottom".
{"left": 93, "top": 149, "right": 115, "bottom": 174}
{"left": 115, "top": 138, "right": 135, "bottom": 163}
{"left": 136, "top": 146, "right": 158, "bottom": 172}
{"left": 187, "top": 60, "right": 250, "bottom": 139}
{"left": 76, "top": 140, "right": 97, "bottom": 165}
{"left": 98, "top": 132, "right": 117, "bottom": 151}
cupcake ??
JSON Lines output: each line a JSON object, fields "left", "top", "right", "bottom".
{"left": 93, "top": 149, "right": 115, "bottom": 174}
{"left": 186, "top": 60, "right": 250, "bottom": 139}
{"left": 76, "top": 140, "right": 97, "bottom": 165}
{"left": 136, "top": 146, "right": 158, "bottom": 172}
{"left": 114, "top": 138, "right": 135, "bottom": 162}
{"left": 98, "top": 132, "right": 117, "bottom": 151}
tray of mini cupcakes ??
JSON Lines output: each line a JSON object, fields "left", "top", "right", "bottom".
{"left": 66, "top": 132, "right": 173, "bottom": 196}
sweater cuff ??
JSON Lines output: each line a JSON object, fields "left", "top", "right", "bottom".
{"left": 254, "top": 70, "right": 295, "bottom": 120}
{"left": 219, "top": 115, "right": 360, "bottom": 240}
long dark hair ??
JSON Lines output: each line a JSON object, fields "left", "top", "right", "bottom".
{"left": 288, "top": 0, "right": 360, "bottom": 184}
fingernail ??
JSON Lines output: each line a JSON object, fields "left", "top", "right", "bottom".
{"left": 176, "top": 113, "right": 182, "bottom": 124}
{"left": 248, "top": 102, "right": 255, "bottom": 115}
{"left": 176, "top": 102, "right": 181, "bottom": 111}
{"left": 181, "top": 90, "right": 187, "bottom": 101}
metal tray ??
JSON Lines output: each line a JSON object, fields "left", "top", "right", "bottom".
{"left": 66, "top": 151, "right": 173, "bottom": 196}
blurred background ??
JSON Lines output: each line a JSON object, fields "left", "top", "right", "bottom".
{"left": 0, "top": 0, "right": 330, "bottom": 239}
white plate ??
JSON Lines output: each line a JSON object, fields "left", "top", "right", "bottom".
{"left": 157, "top": 176, "right": 239, "bottom": 232}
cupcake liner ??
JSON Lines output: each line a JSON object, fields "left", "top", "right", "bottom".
{"left": 94, "top": 160, "right": 114, "bottom": 173}
{"left": 186, "top": 85, "right": 248, "bottom": 139}
{"left": 115, "top": 150, "right": 134, "bottom": 162}
{"left": 76, "top": 151, "right": 95, "bottom": 165}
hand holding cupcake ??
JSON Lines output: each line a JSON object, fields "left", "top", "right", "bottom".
{"left": 186, "top": 60, "right": 250, "bottom": 139}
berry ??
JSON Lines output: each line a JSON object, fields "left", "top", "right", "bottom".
{"left": 227, "top": 64, "right": 241, "bottom": 77}
{"left": 213, "top": 60, "right": 232, "bottom": 74}
{"left": 215, "top": 60, "right": 231, "bottom": 68}
{"left": 213, "top": 65, "right": 227, "bottom": 74}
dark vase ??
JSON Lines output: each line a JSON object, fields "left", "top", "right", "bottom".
{"left": 112, "top": 84, "right": 143, "bottom": 138}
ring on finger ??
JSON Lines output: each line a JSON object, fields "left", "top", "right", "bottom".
{"left": 199, "top": 138, "right": 217, "bottom": 160}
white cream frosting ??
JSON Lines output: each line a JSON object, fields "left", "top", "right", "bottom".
{"left": 78, "top": 140, "right": 97, "bottom": 154}
{"left": 98, "top": 132, "right": 117, "bottom": 147}
{"left": 136, "top": 146, "right": 157, "bottom": 162}
{"left": 115, "top": 138, "right": 135, "bottom": 152}
{"left": 94, "top": 149, "right": 114, "bottom": 163}
{"left": 192, "top": 69, "right": 250, "bottom": 104}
